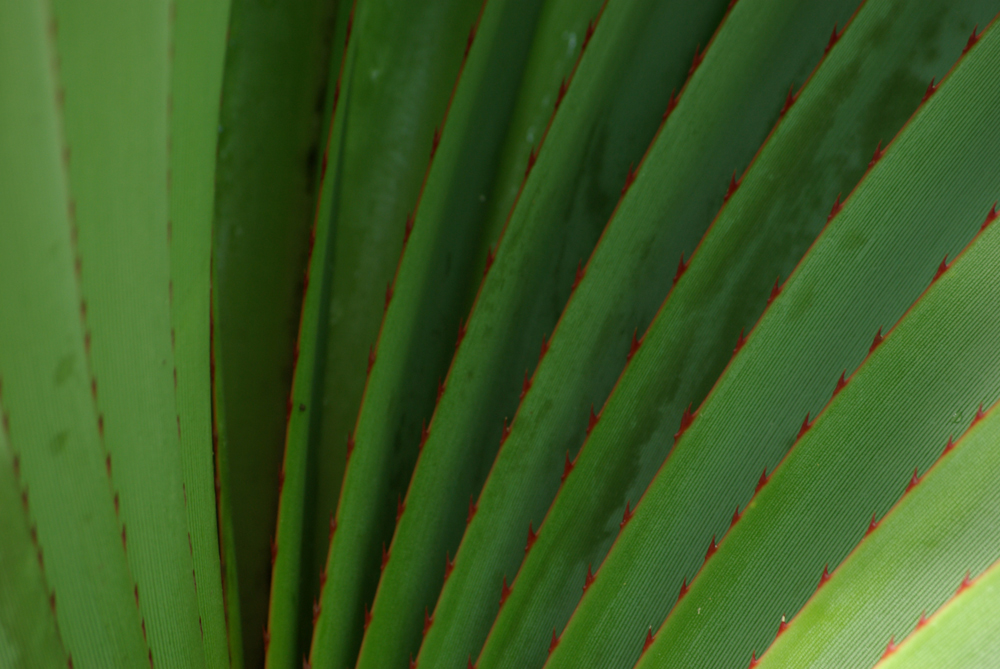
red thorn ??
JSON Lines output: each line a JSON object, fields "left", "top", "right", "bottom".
{"left": 749, "top": 651, "right": 759, "bottom": 668}
{"left": 677, "top": 578, "right": 689, "bottom": 602}
{"left": 689, "top": 44, "right": 703, "bottom": 75}
{"left": 583, "top": 19, "right": 595, "bottom": 49}
{"left": 437, "top": 380, "right": 446, "bottom": 402}
{"left": 423, "top": 608, "right": 434, "bottom": 636}
{"left": 869, "top": 327, "right": 884, "bottom": 353}
{"left": 525, "top": 147, "right": 537, "bottom": 177}
{"left": 364, "top": 603, "right": 372, "bottom": 630}
{"left": 431, "top": 127, "right": 441, "bottom": 158}
{"left": 797, "top": 413, "right": 812, "bottom": 439}
{"left": 419, "top": 421, "right": 429, "bottom": 451}
{"left": 767, "top": 277, "right": 781, "bottom": 304}
{"left": 734, "top": 329, "right": 746, "bottom": 356}
{"left": 270, "top": 538, "right": 277, "bottom": 566}
{"left": 500, "top": 418, "right": 511, "bottom": 446}
{"left": 444, "top": 552, "right": 454, "bottom": 581}
{"left": 586, "top": 406, "right": 599, "bottom": 435}
{"left": 983, "top": 203, "right": 998, "bottom": 230}
{"left": 67, "top": 656, "right": 73, "bottom": 669}
{"left": 562, "top": 451, "right": 574, "bottom": 482}
{"left": 484, "top": 246, "right": 495, "bottom": 275}
{"left": 883, "top": 636, "right": 897, "bottom": 657}
{"left": 674, "top": 404, "right": 694, "bottom": 444}
{"left": 905, "top": 467, "right": 920, "bottom": 492}
{"left": 917, "top": 611, "right": 928, "bottom": 628}
{"left": 663, "top": 90, "right": 679, "bottom": 120}
{"left": 367, "top": 346, "right": 376, "bottom": 374}
{"left": 973, "top": 403, "right": 986, "bottom": 425}
{"left": 642, "top": 628, "right": 655, "bottom": 654}
{"left": 730, "top": 505, "right": 741, "bottom": 528}
{"left": 778, "top": 615, "right": 789, "bottom": 635}
{"left": 312, "top": 599, "right": 321, "bottom": 626}
{"left": 346, "top": 433, "right": 355, "bottom": 460}
{"left": 539, "top": 334, "right": 549, "bottom": 360}
{"left": 922, "top": 78, "right": 937, "bottom": 103}
{"left": 868, "top": 141, "right": 885, "bottom": 168}
{"left": 622, "top": 164, "right": 637, "bottom": 195}
{"left": 933, "top": 255, "right": 949, "bottom": 281}
{"left": 404, "top": 214, "right": 414, "bottom": 243}
{"left": 410, "top": 656, "right": 417, "bottom": 669}
{"left": 755, "top": 467, "right": 769, "bottom": 493}
{"left": 958, "top": 571, "right": 973, "bottom": 592}
{"left": 465, "top": 24, "right": 476, "bottom": 57}
{"left": 525, "top": 523, "right": 538, "bottom": 553}
{"left": 320, "top": 569, "right": 327, "bottom": 589}
{"left": 385, "top": 283, "right": 393, "bottom": 310}
{"left": 583, "top": 564, "right": 595, "bottom": 592}
{"left": 456, "top": 320, "right": 467, "bottom": 349}
{"left": 724, "top": 172, "right": 741, "bottom": 202}
{"left": 329, "top": 513, "right": 337, "bottom": 539}
{"left": 556, "top": 79, "right": 568, "bottom": 109}
{"left": 620, "top": 501, "right": 634, "bottom": 529}
{"left": 499, "top": 577, "right": 512, "bottom": 607}
{"left": 627, "top": 330, "right": 641, "bottom": 361}
{"left": 673, "top": 253, "right": 688, "bottom": 285}
{"left": 963, "top": 25, "right": 980, "bottom": 54}
{"left": 779, "top": 84, "right": 798, "bottom": 117}
{"left": 549, "top": 629, "right": 559, "bottom": 655}
{"left": 572, "top": 261, "right": 585, "bottom": 290}
{"left": 824, "top": 23, "right": 841, "bottom": 54}
{"left": 827, "top": 194, "right": 843, "bottom": 223}
{"left": 520, "top": 371, "right": 532, "bottom": 400}
{"left": 943, "top": 435, "right": 955, "bottom": 454}
{"left": 397, "top": 495, "right": 405, "bottom": 523}
{"left": 468, "top": 496, "right": 477, "bottom": 524}
{"left": 834, "top": 371, "right": 847, "bottom": 396}
{"left": 866, "top": 512, "right": 879, "bottom": 536}
{"left": 468, "top": 657, "right": 475, "bottom": 669}
{"left": 820, "top": 564, "right": 831, "bottom": 587}
{"left": 704, "top": 535, "right": 717, "bottom": 563}
{"left": 49, "top": 592, "right": 56, "bottom": 613}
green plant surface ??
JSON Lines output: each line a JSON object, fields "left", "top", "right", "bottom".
{"left": 351, "top": 0, "right": 731, "bottom": 666}
{"left": 468, "top": 0, "right": 605, "bottom": 280}
{"left": 341, "top": 0, "right": 589, "bottom": 664}
{"left": 211, "top": 0, "right": 340, "bottom": 662}
{"left": 169, "top": 0, "right": 232, "bottom": 664}
{"left": 0, "top": 415, "right": 66, "bottom": 669}
{"left": 275, "top": 0, "right": 487, "bottom": 666}
{"left": 264, "top": 2, "right": 359, "bottom": 667}
{"left": 47, "top": 0, "right": 207, "bottom": 665}
{"left": 634, "top": 159, "right": 1000, "bottom": 669}
{"left": 528, "top": 2, "right": 993, "bottom": 666}
{"left": 874, "top": 558, "right": 1000, "bottom": 669}
{"left": 0, "top": 0, "right": 149, "bottom": 664}
{"left": 754, "top": 402, "right": 1000, "bottom": 668}
{"left": 467, "top": 0, "right": 895, "bottom": 665}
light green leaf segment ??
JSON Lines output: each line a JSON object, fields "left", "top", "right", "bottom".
{"left": 535, "top": 5, "right": 998, "bottom": 669}
{"left": 48, "top": 0, "right": 206, "bottom": 665}
{"left": 636, "top": 140, "right": 1000, "bottom": 668}
{"left": 211, "top": 0, "right": 340, "bottom": 662}
{"left": 757, "top": 402, "right": 1000, "bottom": 668}
{"left": 0, "top": 417, "right": 66, "bottom": 669}
{"left": 353, "top": 0, "right": 731, "bottom": 666}
{"left": 169, "top": 0, "right": 232, "bottom": 664}
{"left": 0, "top": 0, "right": 148, "bottom": 664}
{"left": 875, "top": 558, "right": 1000, "bottom": 669}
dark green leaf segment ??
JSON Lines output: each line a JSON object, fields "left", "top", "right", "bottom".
{"left": 548, "top": 13, "right": 1000, "bottom": 669}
